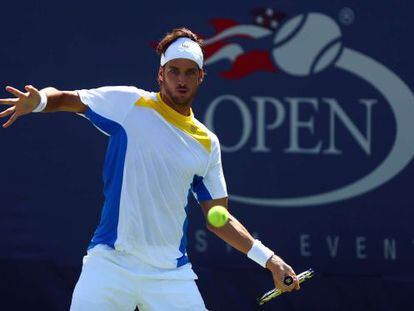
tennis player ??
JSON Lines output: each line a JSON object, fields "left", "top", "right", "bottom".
{"left": 0, "top": 28, "right": 300, "bottom": 310}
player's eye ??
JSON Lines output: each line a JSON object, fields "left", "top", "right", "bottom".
{"left": 186, "top": 69, "right": 197, "bottom": 76}
{"left": 169, "top": 68, "right": 179, "bottom": 75}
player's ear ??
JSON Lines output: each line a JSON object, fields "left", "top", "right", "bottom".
{"left": 199, "top": 69, "right": 205, "bottom": 84}
{"left": 158, "top": 66, "right": 164, "bottom": 82}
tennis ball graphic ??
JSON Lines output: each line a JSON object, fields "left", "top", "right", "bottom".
{"left": 272, "top": 13, "right": 343, "bottom": 76}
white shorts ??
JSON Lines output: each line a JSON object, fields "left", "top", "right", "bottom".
{"left": 70, "top": 245, "right": 206, "bottom": 311}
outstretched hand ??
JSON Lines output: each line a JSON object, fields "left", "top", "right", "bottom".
{"left": 0, "top": 85, "right": 41, "bottom": 128}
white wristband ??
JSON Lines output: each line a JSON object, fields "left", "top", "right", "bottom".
{"left": 247, "top": 239, "right": 274, "bottom": 268}
{"left": 32, "top": 92, "right": 47, "bottom": 113}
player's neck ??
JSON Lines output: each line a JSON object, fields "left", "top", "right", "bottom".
{"left": 159, "top": 90, "right": 192, "bottom": 117}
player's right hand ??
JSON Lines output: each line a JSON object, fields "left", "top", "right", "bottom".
{"left": 266, "top": 254, "right": 300, "bottom": 293}
{"left": 0, "top": 85, "right": 41, "bottom": 128}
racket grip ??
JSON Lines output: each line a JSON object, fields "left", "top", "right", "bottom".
{"left": 283, "top": 275, "right": 293, "bottom": 286}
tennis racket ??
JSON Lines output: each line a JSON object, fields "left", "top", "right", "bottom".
{"left": 257, "top": 268, "right": 314, "bottom": 305}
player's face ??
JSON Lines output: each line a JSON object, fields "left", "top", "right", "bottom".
{"left": 159, "top": 59, "right": 204, "bottom": 106}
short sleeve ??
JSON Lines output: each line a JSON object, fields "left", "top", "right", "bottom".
{"left": 192, "top": 135, "right": 228, "bottom": 201}
{"left": 77, "top": 86, "right": 140, "bottom": 125}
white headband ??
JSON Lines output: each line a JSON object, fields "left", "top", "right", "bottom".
{"left": 160, "top": 37, "right": 203, "bottom": 69}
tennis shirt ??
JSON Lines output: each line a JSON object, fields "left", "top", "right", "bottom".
{"left": 77, "top": 86, "right": 227, "bottom": 271}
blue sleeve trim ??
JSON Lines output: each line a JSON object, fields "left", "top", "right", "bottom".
{"left": 85, "top": 106, "right": 120, "bottom": 135}
{"left": 192, "top": 175, "right": 212, "bottom": 201}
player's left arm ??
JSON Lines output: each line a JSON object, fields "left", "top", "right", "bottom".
{"left": 200, "top": 198, "right": 300, "bottom": 292}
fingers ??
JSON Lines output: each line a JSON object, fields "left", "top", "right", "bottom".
{"left": 281, "top": 277, "right": 295, "bottom": 292}
{"left": 5, "top": 86, "right": 26, "bottom": 98}
{"left": 2, "top": 112, "right": 18, "bottom": 128}
{"left": 278, "top": 271, "right": 300, "bottom": 292}
{"left": 0, "top": 98, "right": 18, "bottom": 105}
{"left": 286, "top": 269, "right": 300, "bottom": 291}
{"left": 25, "top": 85, "right": 39, "bottom": 95}
{"left": 288, "top": 277, "right": 300, "bottom": 291}
{"left": 0, "top": 106, "right": 16, "bottom": 118}
{"left": 293, "top": 274, "right": 300, "bottom": 290}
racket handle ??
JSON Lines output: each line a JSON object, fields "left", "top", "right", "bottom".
{"left": 283, "top": 275, "right": 293, "bottom": 286}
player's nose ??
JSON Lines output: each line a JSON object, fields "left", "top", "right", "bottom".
{"left": 177, "top": 79, "right": 186, "bottom": 87}
{"left": 175, "top": 72, "right": 185, "bottom": 83}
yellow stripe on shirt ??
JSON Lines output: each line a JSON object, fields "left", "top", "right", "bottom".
{"left": 135, "top": 93, "right": 211, "bottom": 153}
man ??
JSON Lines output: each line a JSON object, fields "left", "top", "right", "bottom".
{"left": 0, "top": 28, "right": 299, "bottom": 310}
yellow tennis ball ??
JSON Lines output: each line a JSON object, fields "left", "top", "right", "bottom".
{"left": 207, "top": 205, "right": 229, "bottom": 228}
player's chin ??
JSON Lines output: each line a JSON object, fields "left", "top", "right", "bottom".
{"left": 174, "top": 91, "right": 194, "bottom": 104}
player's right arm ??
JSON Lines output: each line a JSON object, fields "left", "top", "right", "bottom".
{"left": 0, "top": 85, "right": 86, "bottom": 128}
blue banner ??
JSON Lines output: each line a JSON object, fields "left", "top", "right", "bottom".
{"left": 0, "top": 1, "right": 413, "bottom": 310}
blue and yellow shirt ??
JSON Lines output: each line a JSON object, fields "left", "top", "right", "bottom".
{"left": 77, "top": 86, "right": 227, "bottom": 272}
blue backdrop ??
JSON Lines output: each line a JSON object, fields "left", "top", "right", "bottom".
{"left": 1, "top": 1, "right": 413, "bottom": 310}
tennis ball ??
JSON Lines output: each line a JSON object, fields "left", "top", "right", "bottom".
{"left": 272, "top": 13, "right": 343, "bottom": 76}
{"left": 207, "top": 205, "right": 229, "bottom": 228}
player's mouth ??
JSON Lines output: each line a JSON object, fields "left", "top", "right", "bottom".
{"left": 176, "top": 87, "right": 189, "bottom": 95}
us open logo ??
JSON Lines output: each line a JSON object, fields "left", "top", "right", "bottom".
{"left": 201, "top": 11, "right": 414, "bottom": 207}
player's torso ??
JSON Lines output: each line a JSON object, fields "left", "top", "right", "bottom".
{"left": 113, "top": 92, "right": 212, "bottom": 266}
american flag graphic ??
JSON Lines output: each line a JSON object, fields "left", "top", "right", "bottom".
{"left": 202, "top": 8, "right": 286, "bottom": 79}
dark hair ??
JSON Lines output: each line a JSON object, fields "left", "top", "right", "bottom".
{"left": 156, "top": 27, "right": 205, "bottom": 59}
